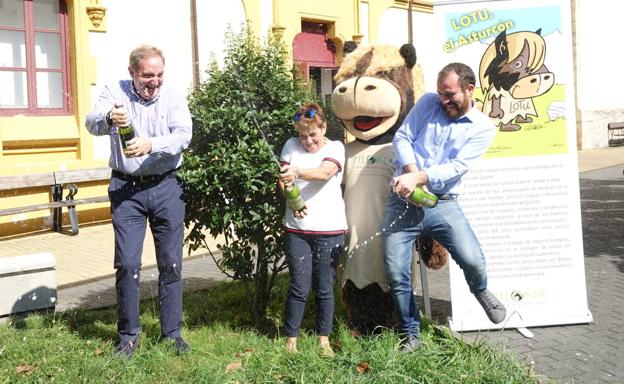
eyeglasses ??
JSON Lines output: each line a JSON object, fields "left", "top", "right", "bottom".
{"left": 293, "top": 108, "right": 317, "bottom": 122}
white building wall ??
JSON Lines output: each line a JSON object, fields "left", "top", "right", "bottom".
{"left": 260, "top": 0, "right": 274, "bottom": 41}
{"left": 320, "top": 68, "right": 334, "bottom": 100}
{"left": 378, "top": 8, "right": 437, "bottom": 92}
{"left": 359, "top": 2, "right": 370, "bottom": 45}
{"left": 196, "top": 1, "right": 246, "bottom": 78}
{"left": 574, "top": 0, "right": 624, "bottom": 149}
{"left": 89, "top": 0, "right": 193, "bottom": 95}
{"left": 88, "top": 1, "right": 248, "bottom": 96}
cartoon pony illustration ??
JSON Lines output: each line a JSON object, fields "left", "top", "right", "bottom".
{"left": 479, "top": 29, "right": 555, "bottom": 132}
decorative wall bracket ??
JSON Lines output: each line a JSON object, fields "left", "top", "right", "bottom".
{"left": 272, "top": 25, "right": 286, "bottom": 36}
{"left": 352, "top": 34, "right": 364, "bottom": 44}
{"left": 86, "top": 4, "right": 107, "bottom": 32}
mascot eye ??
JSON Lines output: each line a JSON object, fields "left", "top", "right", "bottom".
{"left": 513, "top": 60, "right": 523, "bottom": 69}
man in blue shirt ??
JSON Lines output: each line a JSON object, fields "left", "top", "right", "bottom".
{"left": 382, "top": 62, "right": 506, "bottom": 352}
{"left": 86, "top": 45, "right": 192, "bottom": 358}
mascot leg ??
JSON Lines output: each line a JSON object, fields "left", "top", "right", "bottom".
{"left": 342, "top": 236, "right": 448, "bottom": 335}
{"left": 342, "top": 279, "right": 398, "bottom": 335}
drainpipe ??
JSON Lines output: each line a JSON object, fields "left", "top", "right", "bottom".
{"left": 190, "top": 0, "right": 200, "bottom": 90}
{"left": 408, "top": 0, "right": 413, "bottom": 44}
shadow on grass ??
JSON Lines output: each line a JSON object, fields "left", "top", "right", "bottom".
{"left": 6, "top": 274, "right": 324, "bottom": 344}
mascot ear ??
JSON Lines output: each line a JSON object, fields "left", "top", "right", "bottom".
{"left": 343, "top": 41, "right": 358, "bottom": 56}
{"left": 399, "top": 44, "right": 417, "bottom": 69}
{"left": 535, "top": 28, "right": 542, "bottom": 36}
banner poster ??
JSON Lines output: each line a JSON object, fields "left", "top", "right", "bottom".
{"left": 432, "top": 0, "right": 593, "bottom": 331}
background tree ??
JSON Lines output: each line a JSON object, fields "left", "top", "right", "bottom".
{"left": 181, "top": 25, "right": 313, "bottom": 328}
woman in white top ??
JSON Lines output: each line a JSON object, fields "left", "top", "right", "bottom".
{"left": 279, "top": 102, "right": 347, "bottom": 357}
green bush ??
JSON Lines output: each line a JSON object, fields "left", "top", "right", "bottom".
{"left": 181, "top": 24, "right": 313, "bottom": 328}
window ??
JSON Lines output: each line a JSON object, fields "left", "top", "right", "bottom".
{"left": 0, "top": 0, "right": 71, "bottom": 115}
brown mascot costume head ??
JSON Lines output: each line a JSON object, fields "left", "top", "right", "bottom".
{"left": 332, "top": 43, "right": 448, "bottom": 334}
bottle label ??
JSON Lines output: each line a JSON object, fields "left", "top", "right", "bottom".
{"left": 118, "top": 124, "right": 135, "bottom": 154}
{"left": 421, "top": 197, "right": 436, "bottom": 207}
{"left": 409, "top": 188, "right": 438, "bottom": 208}
{"left": 287, "top": 196, "right": 306, "bottom": 211}
{"left": 285, "top": 184, "right": 305, "bottom": 211}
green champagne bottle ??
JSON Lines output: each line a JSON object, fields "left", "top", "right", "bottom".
{"left": 118, "top": 123, "right": 135, "bottom": 157}
{"left": 285, "top": 183, "right": 306, "bottom": 211}
{"left": 409, "top": 187, "right": 438, "bottom": 208}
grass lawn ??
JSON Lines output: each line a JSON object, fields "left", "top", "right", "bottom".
{"left": 0, "top": 276, "right": 551, "bottom": 383}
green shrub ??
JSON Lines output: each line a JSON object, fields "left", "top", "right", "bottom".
{"left": 181, "top": 24, "right": 313, "bottom": 328}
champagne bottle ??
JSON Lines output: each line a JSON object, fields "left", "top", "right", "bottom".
{"left": 115, "top": 104, "right": 135, "bottom": 157}
{"left": 118, "top": 123, "right": 135, "bottom": 156}
{"left": 409, "top": 187, "right": 438, "bottom": 208}
{"left": 285, "top": 183, "right": 306, "bottom": 211}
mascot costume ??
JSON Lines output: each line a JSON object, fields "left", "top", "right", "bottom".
{"left": 331, "top": 42, "right": 448, "bottom": 334}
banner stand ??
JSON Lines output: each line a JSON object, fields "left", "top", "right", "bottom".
{"left": 434, "top": 0, "right": 593, "bottom": 333}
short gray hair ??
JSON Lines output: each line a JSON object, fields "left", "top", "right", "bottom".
{"left": 129, "top": 45, "right": 165, "bottom": 71}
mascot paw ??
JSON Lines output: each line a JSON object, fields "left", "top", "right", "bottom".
{"left": 419, "top": 235, "right": 449, "bottom": 270}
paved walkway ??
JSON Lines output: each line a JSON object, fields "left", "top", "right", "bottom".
{"left": 0, "top": 224, "right": 224, "bottom": 289}
{"left": 1, "top": 146, "right": 623, "bottom": 383}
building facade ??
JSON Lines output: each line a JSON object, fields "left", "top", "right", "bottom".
{"left": 0, "top": 0, "right": 621, "bottom": 237}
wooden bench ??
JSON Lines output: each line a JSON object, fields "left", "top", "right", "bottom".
{"left": 608, "top": 122, "right": 624, "bottom": 147}
{"left": 0, "top": 168, "right": 111, "bottom": 236}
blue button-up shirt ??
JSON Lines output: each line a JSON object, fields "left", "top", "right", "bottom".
{"left": 393, "top": 92, "right": 495, "bottom": 196}
{"left": 85, "top": 80, "right": 192, "bottom": 176}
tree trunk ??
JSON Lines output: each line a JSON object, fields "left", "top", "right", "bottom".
{"left": 252, "top": 244, "right": 270, "bottom": 328}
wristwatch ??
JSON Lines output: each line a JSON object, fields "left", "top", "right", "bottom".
{"left": 106, "top": 110, "right": 113, "bottom": 127}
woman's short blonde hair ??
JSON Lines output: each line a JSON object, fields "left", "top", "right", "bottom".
{"left": 293, "top": 102, "right": 325, "bottom": 131}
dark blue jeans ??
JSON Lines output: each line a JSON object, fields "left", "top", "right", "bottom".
{"left": 108, "top": 175, "right": 185, "bottom": 343}
{"left": 283, "top": 232, "right": 345, "bottom": 337}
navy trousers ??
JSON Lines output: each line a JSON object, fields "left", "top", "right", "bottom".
{"left": 283, "top": 232, "right": 345, "bottom": 337}
{"left": 108, "top": 175, "right": 185, "bottom": 343}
